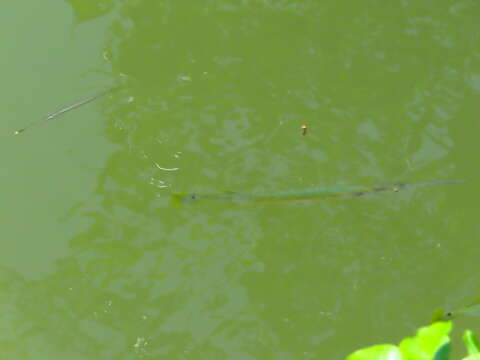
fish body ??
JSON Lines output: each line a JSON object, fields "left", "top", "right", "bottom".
{"left": 174, "top": 185, "right": 370, "bottom": 204}
{"left": 173, "top": 180, "right": 463, "bottom": 204}
{"left": 14, "top": 88, "right": 114, "bottom": 135}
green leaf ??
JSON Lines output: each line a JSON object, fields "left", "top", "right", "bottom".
{"left": 434, "top": 341, "right": 451, "bottom": 360}
{"left": 399, "top": 321, "right": 452, "bottom": 360}
{"left": 463, "top": 354, "right": 480, "bottom": 360}
{"left": 464, "top": 330, "right": 480, "bottom": 355}
{"left": 347, "top": 344, "right": 403, "bottom": 360}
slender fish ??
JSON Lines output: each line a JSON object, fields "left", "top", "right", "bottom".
{"left": 173, "top": 180, "right": 463, "bottom": 204}
{"left": 14, "top": 88, "right": 113, "bottom": 135}
{"left": 432, "top": 298, "right": 480, "bottom": 322}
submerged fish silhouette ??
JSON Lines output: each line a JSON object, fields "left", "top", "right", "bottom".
{"left": 14, "top": 88, "right": 115, "bottom": 135}
{"left": 432, "top": 298, "right": 480, "bottom": 323}
{"left": 173, "top": 180, "right": 463, "bottom": 204}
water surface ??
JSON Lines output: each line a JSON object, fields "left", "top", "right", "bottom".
{"left": 1, "top": 0, "right": 479, "bottom": 359}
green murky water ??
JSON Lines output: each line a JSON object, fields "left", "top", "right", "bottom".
{"left": 1, "top": 0, "right": 479, "bottom": 358}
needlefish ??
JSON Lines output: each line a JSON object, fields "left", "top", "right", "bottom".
{"left": 432, "top": 298, "right": 480, "bottom": 323}
{"left": 173, "top": 180, "right": 463, "bottom": 204}
{"left": 14, "top": 88, "right": 113, "bottom": 135}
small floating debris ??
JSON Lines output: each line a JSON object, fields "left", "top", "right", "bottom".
{"left": 300, "top": 124, "right": 308, "bottom": 136}
{"left": 177, "top": 74, "right": 192, "bottom": 82}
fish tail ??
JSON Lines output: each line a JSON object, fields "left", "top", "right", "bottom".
{"left": 416, "top": 180, "right": 465, "bottom": 187}
{"left": 170, "top": 193, "right": 185, "bottom": 207}
{"left": 170, "top": 193, "right": 197, "bottom": 207}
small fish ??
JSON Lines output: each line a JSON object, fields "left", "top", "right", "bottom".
{"left": 173, "top": 180, "right": 463, "bottom": 204}
{"left": 432, "top": 298, "right": 480, "bottom": 322}
{"left": 14, "top": 88, "right": 114, "bottom": 135}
